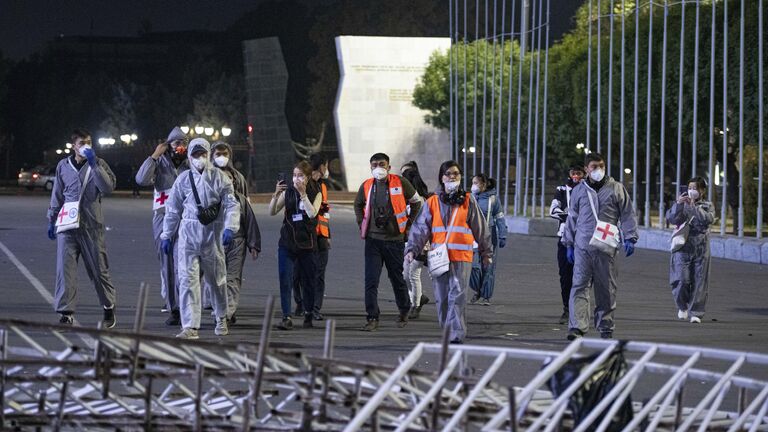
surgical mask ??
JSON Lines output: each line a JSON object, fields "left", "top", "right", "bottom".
{"left": 688, "top": 189, "right": 700, "bottom": 200}
{"left": 213, "top": 156, "right": 229, "bottom": 168}
{"left": 78, "top": 144, "right": 92, "bottom": 157}
{"left": 191, "top": 156, "right": 207, "bottom": 171}
{"left": 444, "top": 181, "right": 460, "bottom": 193}
{"left": 323, "top": 169, "right": 330, "bottom": 179}
{"left": 372, "top": 167, "right": 388, "bottom": 180}
{"left": 470, "top": 185, "right": 481, "bottom": 194}
{"left": 589, "top": 168, "right": 605, "bottom": 182}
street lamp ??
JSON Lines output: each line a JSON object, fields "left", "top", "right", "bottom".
{"left": 56, "top": 149, "right": 63, "bottom": 154}
{"left": 65, "top": 143, "right": 72, "bottom": 149}
{"left": 180, "top": 125, "right": 190, "bottom": 134}
{"left": 221, "top": 126, "right": 231, "bottom": 137}
{"left": 194, "top": 125, "right": 204, "bottom": 135}
{"left": 64, "top": 149, "right": 71, "bottom": 154}
{"left": 120, "top": 134, "right": 131, "bottom": 145}
{"left": 204, "top": 127, "right": 214, "bottom": 136}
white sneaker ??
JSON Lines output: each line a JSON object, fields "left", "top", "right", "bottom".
{"left": 677, "top": 310, "right": 688, "bottom": 320}
{"left": 176, "top": 328, "right": 199, "bottom": 339}
{"left": 215, "top": 318, "right": 229, "bottom": 336}
{"left": 690, "top": 316, "right": 702, "bottom": 324}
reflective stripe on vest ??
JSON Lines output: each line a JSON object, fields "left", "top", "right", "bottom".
{"left": 362, "top": 174, "right": 409, "bottom": 234}
{"left": 316, "top": 182, "right": 330, "bottom": 238}
{"left": 428, "top": 194, "right": 474, "bottom": 262}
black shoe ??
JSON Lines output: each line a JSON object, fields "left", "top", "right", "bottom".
{"left": 396, "top": 312, "right": 409, "bottom": 328}
{"left": 102, "top": 307, "right": 116, "bottom": 329}
{"left": 303, "top": 316, "right": 314, "bottom": 328}
{"left": 408, "top": 307, "right": 420, "bottom": 320}
{"left": 567, "top": 329, "right": 584, "bottom": 341}
{"left": 419, "top": 295, "right": 430, "bottom": 307}
{"left": 361, "top": 319, "right": 379, "bottom": 332}
{"left": 165, "top": 310, "right": 181, "bottom": 326}
{"left": 600, "top": 331, "right": 613, "bottom": 339}
{"left": 294, "top": 304, "right": 303, "bottom": 316}
{"left": 278, "top": 317, "right": 293, "bottom": 330}
{"left": 449, "top": 339, "right": 464, "bottom": 345}
{"left": 469, "top": 293, "right": 481, "bottom": 305}
{"left": 559, "top": 311, "right": 569, "bottom": 325}
{"left": 312, "top": 312, "right": 324, "bottom": 321}
{"left": 59, "top": 313, "right": 74, "bottom": 325}
{"left": 229, "top": 313, "right": 237, "bottom": 325}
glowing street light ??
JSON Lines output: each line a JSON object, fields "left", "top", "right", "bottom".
{"left": 131, "top": 133, "right": 138, "bottom": 141}
{"left": 624, "top": 168, "right": 632, "bottom": 174}
{"left": 56, "top": 149, "right": 63, "bottom": 154}
{"left": 65, "top": 143, "right": 72, "bottom": 149}
{"left": 120, "top": 134, "right": 131, "bottom": 144}
{"left": 194, "top": 125, "right": 204, "bottom": 135}
{"left": 64, "top": 149, "right": 71, "bottom": 154}
{"left": 180, "top": 125, "right": 190, "bottom": 134}
{"left": 221, "top": 126, "right": 232, "bottom": 137}
{"left": 98, "top": 137, "right": 116, "bottom": 146}
{"left": 204, "top": 127, "right": 214, "bottom": 136}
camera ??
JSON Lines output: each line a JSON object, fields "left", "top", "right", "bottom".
{"left": 374, "top": 207, "right": 390, "bottom": 228}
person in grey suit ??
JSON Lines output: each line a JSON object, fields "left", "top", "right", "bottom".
{"left": 135, "top": 126, "right": 188, "bottom": 325}
{"left": 47, "top": 128, "right": 118, "bottom": 328}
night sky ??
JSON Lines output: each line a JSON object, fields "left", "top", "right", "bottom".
{"left": 0, "top": 0, "right": 583, "bottom": 61}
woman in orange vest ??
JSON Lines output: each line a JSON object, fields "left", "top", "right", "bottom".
{"left": 405, "top": 161, "right": 493, "bottom": 344}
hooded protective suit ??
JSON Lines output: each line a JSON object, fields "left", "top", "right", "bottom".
{"left": 205, "top": 141, "right": 261, "bottom": 321}
{"left": 161, "top": 138, "right": 240, "bottom": 330}
{"left": 48, "top": 154, "right": 117, "bottom": 313}
{"left": 135, "top": 127, "right": 188, "bottom": 311}
{"left": 469, "top": 187, "right": 507, "bottom": 300}
{"left": 561, "top": 177, "right": 638, "bottom": 335}
{"left": 407, "top": 190, "right": 492, "bottom": 342}
{"left": 665, "top": 199, "right": 715, "bottom": 318}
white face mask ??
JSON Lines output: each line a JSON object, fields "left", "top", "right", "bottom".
{"left": 191, "top": 156, "right": 207, "bottom": 171}
{"left": 372, "top": 167, "right": 388, "bottom": 180}
{"left": 471, "top": 185, "right": 481, "bottom": 194}
{"left": 323, "top": 169, "right": 330, "bottom": 179}
{"left": 444, "top": 181, "right": 461, "bottom": 193}
{"left": 78, "top": 144, "right": 92, "bottom": 157}
{"left": 589, "top": 168, "right": 605, "bottom": 182}
{"left": 213, "top": 156, "right": 229, "bottom": 168}
{"left": 688, "top": 189, "right": 700, "bottom": 200}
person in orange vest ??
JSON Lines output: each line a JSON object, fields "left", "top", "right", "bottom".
{"left": 354, "top": 153, "right": 423, "bottom": 331}
{"left": 406, "top": 160, "right": 492, "bottom": 344}
{"left": 293, "top": 153, "right": 331, "bottom": 320}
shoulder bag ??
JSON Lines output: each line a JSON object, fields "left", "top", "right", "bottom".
{"left": 428, "top": 207, "right": 459, "bottom": 278}
{"left": 188, "top": 171, "right": 221, "bottom": 226}
{"left": 586, "top": 189, "right": 621, "bottom": 255}
{"left": 55, "top": 165, "right": 92, "bottom": 234}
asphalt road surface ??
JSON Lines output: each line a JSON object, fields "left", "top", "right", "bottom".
{"left": 1, "top": 194, "right": 767, "bottom": 380}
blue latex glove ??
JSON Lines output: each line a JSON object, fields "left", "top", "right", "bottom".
{"left": 624, "top": 240, "right": 635, "bottom": 257}
{"left": 222, "top": 228, "right": 234, "bottom": 247}
{"left": 82, "top": 147, "right": 97, "bottom": 167}
{"left": 498, "top": 238, "right": 506, "bottom": 248}
{"left": 47, "top": 222, "right": 56, "bottom": 240}
{"left": 161, "top": 239, "right": 172, "bottom": 255}
{"left": 566, "top": 246, "right": 575, "bottom": 264}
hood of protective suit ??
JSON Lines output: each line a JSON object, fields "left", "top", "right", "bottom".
{"left": 477, "top": 188, "right": 497, "bottom": 199}
{"left": 210, "top": 141, "right": 234, "bottom": 169}
{"left": 188, "top": 138, "right": 210, "bottom": 161}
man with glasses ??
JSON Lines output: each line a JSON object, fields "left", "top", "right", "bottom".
{"left": 47, "top": 128, "right": 118, "bottom": 328}
{"left": 354, "top": 153, "right": 422, "bottom": 331}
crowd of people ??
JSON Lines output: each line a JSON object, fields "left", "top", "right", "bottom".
{"left": 46, "top": 126, "right": 714, "bottom": 342}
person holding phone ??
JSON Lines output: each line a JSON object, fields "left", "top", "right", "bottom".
{"left": 665, "top": 177, "right": 715, "bottom": 323}
{"left": 269, "top": 161, "right": 322, "bottom": 330}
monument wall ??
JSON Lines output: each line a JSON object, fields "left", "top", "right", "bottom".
{"left": 334, "top": 36, "right": 451, "bottom": 191}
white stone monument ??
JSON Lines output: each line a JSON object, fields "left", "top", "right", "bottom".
{"left": 334, "top": 36, "right": 451, "bottom": 191}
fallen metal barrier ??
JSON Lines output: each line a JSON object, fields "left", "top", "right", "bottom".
{"left": 2, "top": 285, "right": 767, "bottom": 431}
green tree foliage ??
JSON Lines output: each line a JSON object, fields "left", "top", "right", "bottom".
{"left": 414, "top": 0, "right": 766, "bottom": 222}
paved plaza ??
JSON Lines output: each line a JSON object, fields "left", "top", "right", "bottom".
{"left": 1, "top": 194, "right": 766, "bottom": 369}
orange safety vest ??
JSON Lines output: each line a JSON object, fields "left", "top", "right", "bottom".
{"left": 316, "top": 181, "right": 330, "bottom": 238}
{"left": 428, "top": 194, "right": 474, "bottom": 262}
{"left": 362, "top": 174, "right": 409, "bottom": 237}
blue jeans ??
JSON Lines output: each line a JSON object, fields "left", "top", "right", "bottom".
{"left": 278, "top": 246, "right": 317, "bottom": 318}
{"left": 469, "top": 248, "right": 497, "bottom": 299}
{"left": 364, "top": 238, "right": 411, "bottom": 320}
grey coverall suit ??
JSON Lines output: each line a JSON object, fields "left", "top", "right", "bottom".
{"left": 561, "top": 177, "right": 638, "bottom": 335}
{"left": 48, "top": 156, "right": 118, "bottom": 313}
{"left": 665, "top": 200, "right": 715, "bottom": 318}
{"left": 135, "top": 152, "right": 187, "bottom": 311}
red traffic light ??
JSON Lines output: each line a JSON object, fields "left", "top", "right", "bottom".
{"left": 247, "top": 124, "right": 253, "bottom": 134}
